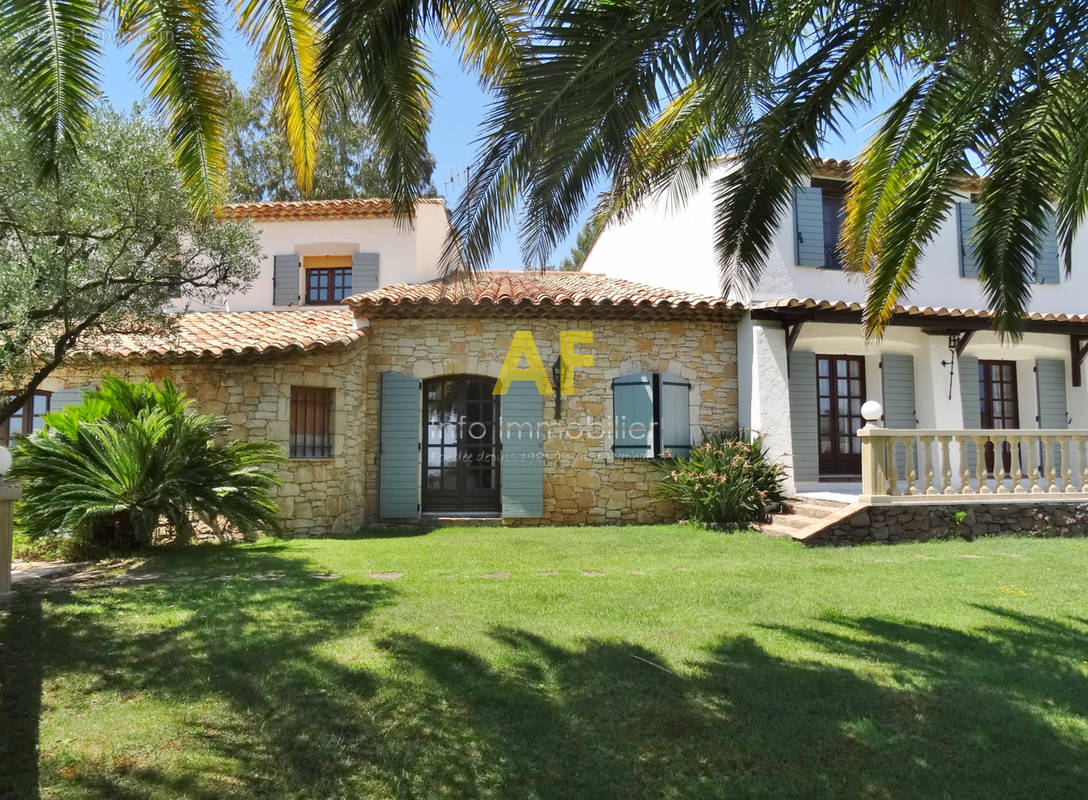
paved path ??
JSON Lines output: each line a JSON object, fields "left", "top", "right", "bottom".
{"left": 11, "top": 560, "right": 93, "bottom": 586}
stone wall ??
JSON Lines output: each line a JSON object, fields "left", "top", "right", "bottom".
{"left": 805, "top": 501, "right": 1088, "bottom": 545}
{"left": 49, "top": 343, "right": 368, "bottom": 536}
{"left": 363, "top": 315, "right": 739, "bottom": 524}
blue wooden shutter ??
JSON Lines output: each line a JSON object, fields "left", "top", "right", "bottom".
{"left": 793, "top": 185, "right": 825, "bottom": 267}
{"left": 379, "top": 372, "right": 421, "bottom": 518}
{"left": 1036, "top": 358, "right": 1068, "bottom": 469}
{"left": 500, "top": 381, "right": 543, "bottom": 517}
{"left": 49, "top": 384, "right": 96, "bottom": 411}
{"left": 957, "top": 202, "right": 980, "bottom": 279}
{"left": 881, "top": 353, "right": 916, "bottom": 477}
{"left": 658, "top": 372, "right": 691, "bottom": 457}
{"left": 1035, "top": 209, "right": 1060, "bottom": 284}
{"left": 613, "top": 372, "right": 654, "bottom": 458}
{"left": 273, "top": 254, "right": 300, "bottom": 305}
{"left": 957, "top": 355, "right": 980, "bottom": 473}
{"left": 787, "top": 350, "right": 818, "bottom": 482}
{"left": 351, "top": 252, "right": 380, "bottom": 294}
{"left": 1035, "top": 359, "right": 1068, "bottom": 428}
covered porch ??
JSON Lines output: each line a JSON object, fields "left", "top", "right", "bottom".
{"left": 740, "top": 299, "right": 1088, "bottom": 497}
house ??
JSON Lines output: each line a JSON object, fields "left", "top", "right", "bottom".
{"left": 32, "top": 199, "right": 742, "bottom": 534}
{"left": 585, "top": 158, "right": 1088, "bottom": 510}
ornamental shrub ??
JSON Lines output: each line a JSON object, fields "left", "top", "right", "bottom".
{"left": 10, "top": 376, "right": 284, "bottom": 557}
{"left": 655, "top": 429, "right": 785, "bottom": 529}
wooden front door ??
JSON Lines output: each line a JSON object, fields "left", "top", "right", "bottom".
{"left": 979, "top": 359, "right": 1019, "bottom": 474}
{"left": 422, "top": 375, "right": 501, "bottom": 513}
{"left": 816, "top": 355, "right": 866, "bottom": 478}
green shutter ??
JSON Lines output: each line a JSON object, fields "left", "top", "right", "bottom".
{"left": 793, "top": 185, "right": 825, "bottom": 267}
{"left": 1035, "top": 209, "right": 1060, "bottom": 284}
{"left": 500, "top": 381, "right": 543, "bottom": 518}
{"left": 957, "top": 202, "right": 979, "bottom": 279}
{"left": 881, "top": 353, "right": 916, "bottom": 477}
{"left": 658, "top": 372, "right": 691, "bottom": 457}
{"left": 787, "top": 350, "right": 818, "bottom": 482}
{"left": 958, "top": 355, "right": 980, "bottom": 473}
{"left": 273, "top": 254, "right": 300, "bottom": 305}
{"left": 613, "top": 372, "right": 654, "bottom": 458}
{"left": 351, "top": 252, "right": 380, "bottom": 294}
{"left": 379, "top": 372, "right": 421, "bottom": 518}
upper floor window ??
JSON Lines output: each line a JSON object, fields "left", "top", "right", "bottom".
{"left": 792, "top": 179, "right": 846, "bottom": 270}
{"left": 0, "top": 391, "right": 50, "bottom": 447}
{"left": 815, "top": 180, "right": 846, "bottom": 271}
{"left": 303, "top": 255, "right": 352, "bottom": 305}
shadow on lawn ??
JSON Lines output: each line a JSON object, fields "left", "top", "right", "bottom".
{"left": 3, "top": 549, "right": 1087, "bottom": 799}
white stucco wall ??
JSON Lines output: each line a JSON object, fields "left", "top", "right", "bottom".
{"left": 184, "top": 200, "right": 450, "bottom": 312}
{"left": 585, "top": 161, "right": 1088, "bottom": 316}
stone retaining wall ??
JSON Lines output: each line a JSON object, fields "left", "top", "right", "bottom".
{"left": 804, "top": 502, "right": 1088, "bottom": 545}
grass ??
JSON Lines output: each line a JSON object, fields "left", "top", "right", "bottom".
{"left": 2, "top": 526, "right": 1088, "bottom": 799}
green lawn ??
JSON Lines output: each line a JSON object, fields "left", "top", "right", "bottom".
{"left": 3, "top": 527, "right": 1088, "bottom": 799}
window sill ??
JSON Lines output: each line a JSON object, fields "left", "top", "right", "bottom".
{"left": 289, "top": 456, "right": 335, "bottom": 462}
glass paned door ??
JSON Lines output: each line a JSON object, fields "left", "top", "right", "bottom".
{"left": 422, "top": 375, "right": 500, "bottom": 512}
{"left": 979, "top": 360, "right": 1019, "bottom": 475}
{"left": 816, "top": 355, "right": 866, "bottom": 477}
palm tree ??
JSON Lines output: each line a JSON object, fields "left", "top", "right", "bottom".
{"left": 444, "top": 0, "right": 1084, "bottom": 338}
{"left": 0, "top": 0, "right": 526, "bottom": 215}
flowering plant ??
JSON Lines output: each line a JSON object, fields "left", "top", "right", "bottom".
{"left": 655, "top": 429, "right": 785, "bottom": 529}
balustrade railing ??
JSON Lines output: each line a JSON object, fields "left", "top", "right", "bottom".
{"left": 857, "top": 426, "right": 1088, "bottom": 503}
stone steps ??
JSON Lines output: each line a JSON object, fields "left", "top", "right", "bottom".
{"left": 423, "top": 515, "right": 504, "bottom": 528}
{"left": 759, "top": 498, "right": 858, "bottom": 540}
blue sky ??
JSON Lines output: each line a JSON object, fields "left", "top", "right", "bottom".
{"left": 99, "top": 29, "right": 890, "bottom": 270}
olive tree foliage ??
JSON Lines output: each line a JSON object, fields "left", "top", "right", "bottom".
{"left": 0, "top": 107, "right": 260, "bottom": 425}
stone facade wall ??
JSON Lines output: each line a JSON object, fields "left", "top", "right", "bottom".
{"left": 363, "top": 316, "right": 739, "bottom": 524}
{"left": 806, "top": 501, "right": 1088, "bottom": 545}
{"left": 48, "top": 343, "right": 368, "bottom": 537}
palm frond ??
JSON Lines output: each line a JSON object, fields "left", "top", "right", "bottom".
{"left": 0, "top": 0, "right": 101, "bottom": 178}
{"left": 233, "top": 0, "right": 323, "bottom": 194}
{"left": 117, "top": 0, "right": 227, "bottom": 214}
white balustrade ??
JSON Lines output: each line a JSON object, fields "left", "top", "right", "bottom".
{"left": 858, "top": 425, "right": 1088, "bottom": 503}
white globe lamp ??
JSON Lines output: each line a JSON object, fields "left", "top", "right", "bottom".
{"left": 0, "top": 445, "right": 10, "bottom": 477}
{"left": 860, "top": 400, "right": 883, "bottom": 427}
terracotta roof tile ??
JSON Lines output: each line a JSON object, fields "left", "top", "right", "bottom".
{"left": 216, "top": 197, "right": 445, "bottom": 222}
{"left": 749, "top": 297, "right": 1088, "bottom": 324}
{"left": 347, "top": 271, "right": 741, "bottom": 319}
{"left": 75, "top": 309, "right": 362, "bottom": 360}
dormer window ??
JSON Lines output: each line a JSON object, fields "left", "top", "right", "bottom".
{"left": 304, "top": 255, "right": 353, "bottom": 304}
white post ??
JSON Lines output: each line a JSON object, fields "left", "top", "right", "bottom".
{"left": 0, "top": 446, "right": 17, "bottom": 603}
{"left": 858, "top": 400, "right": 887, "bottom": 503}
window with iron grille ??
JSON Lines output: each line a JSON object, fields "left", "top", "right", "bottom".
{"left": 305, "top": 266, "right": 352, "bottom": 304}
{"left": 0, "top": 391, "right": 50, "bottom": 447}
{"left": 290, "top": 387, "right": 334, "bottom": 458}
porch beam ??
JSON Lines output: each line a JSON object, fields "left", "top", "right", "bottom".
{"left": 1072, "top": 335, "right": 1088, "bottom": 387}
{"left": 782, "top": 320, "right": 804, "bottom": 355}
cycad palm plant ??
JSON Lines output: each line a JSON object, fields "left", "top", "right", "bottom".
{"left": 10, "top": 376, "right": 284, "bottom": 554}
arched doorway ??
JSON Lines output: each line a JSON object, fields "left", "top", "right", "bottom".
{"left": 422, "top": 375, "right": 501, "bottom": 513}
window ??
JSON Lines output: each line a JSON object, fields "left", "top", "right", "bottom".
{"left": 814, "top": 179, "right": 846, "bottom": 271}
{"left": 304, "top": 255, "right": 352, "bottom": 305}
{"left": 290, "top": 387, "right": 334, "bottom": 458}
{"left": 0, "top": 391, "right": 51, "bottom": 447}
{"left": 612, "top": 372, "right": 690, "bottom": 458}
